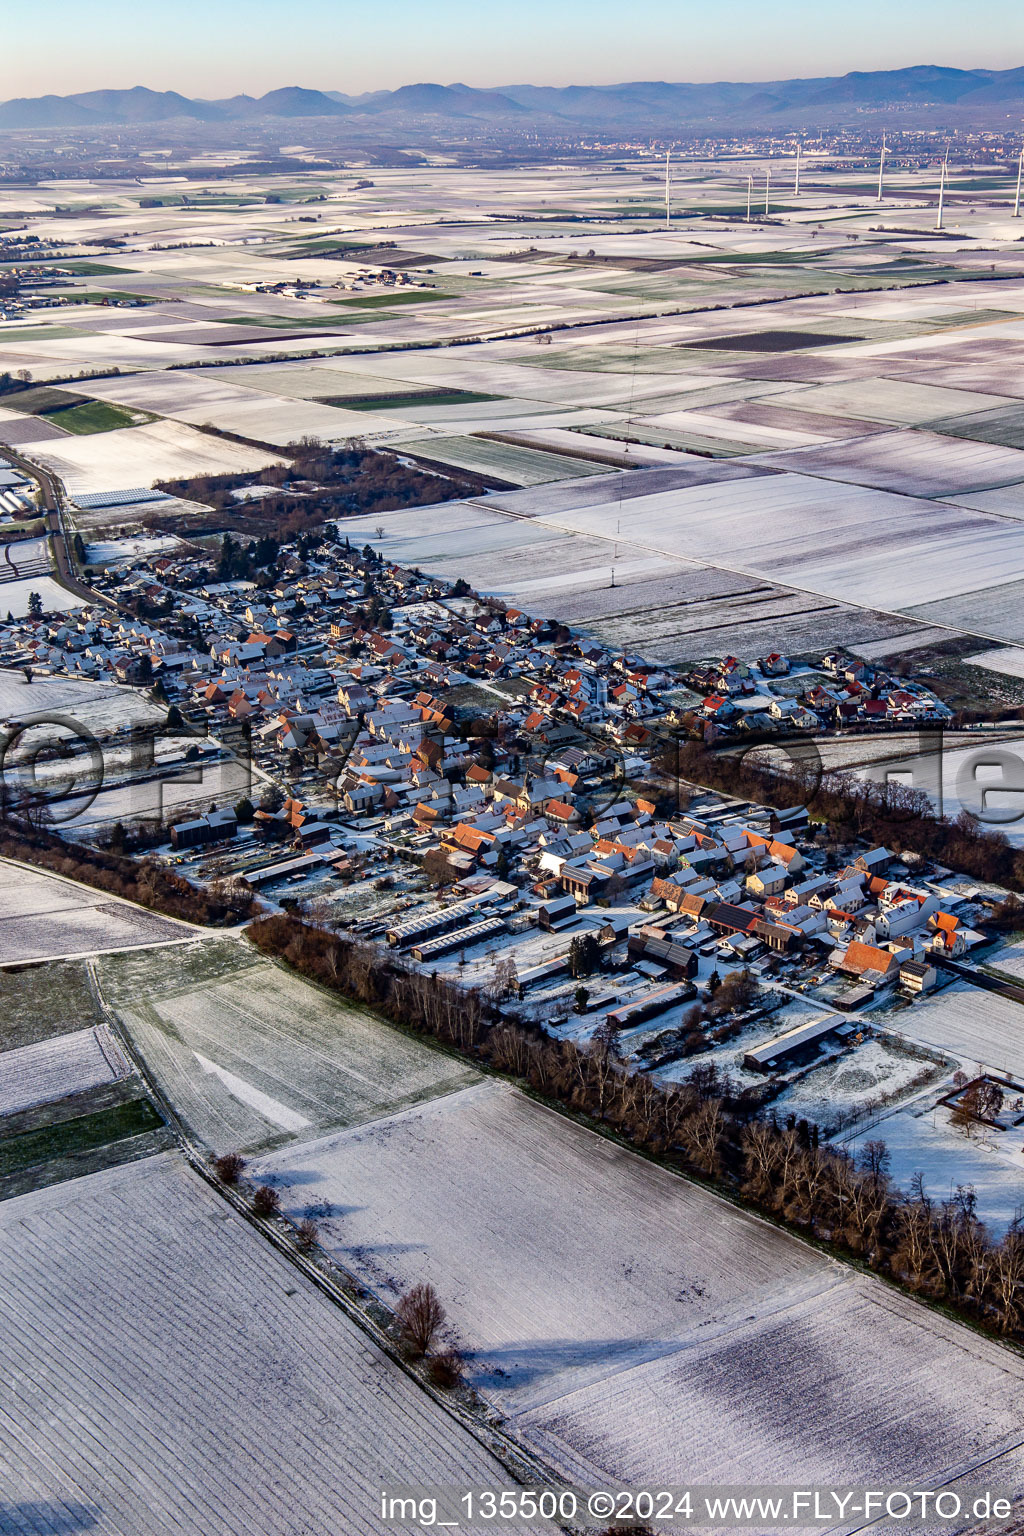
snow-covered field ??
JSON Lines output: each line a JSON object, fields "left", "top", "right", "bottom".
{"left": 0, "top": 859, "right": 191, "bottom": 963}
{"left": 0, "top": 668, "right": 165, "bottom": 733}
{"left": 880, "top": 982, "right": 1024, "bottom": 1080}
{"left": 256, "top": 1079, "right": 826, "bottom": 1412}
{"left": 843, "top": 1101, "right": 1024, "bottom": 1236}
{"left": 0, "top": 1155, "right": 521, "bottom": 1536}
{"left": 96, "top": 939, "right": 479, "bottom": 1154}
{"left": 771, "top": 1033, "right": 947, "bottom": 1132}
{"left": 519, "top": 1278, "right": 1024, "bottom": 1498}
{"left": 20, "top": 419, "right": 280, "bottom": 496}
{"left": 255, "top": 1077, "right": 1024, "bottom": 1514}
{"left": 0, "top": 575, "right": 84, "bottom": 618}
{"left": 0, "top": 1024, "right": 130, "bottom": 1116}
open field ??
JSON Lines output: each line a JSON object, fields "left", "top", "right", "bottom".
{"left": 0, "top": 859, "right": 194, "bottom": 964}
{"left": 0, "top": 668, "right": 166, "bottom": 732}
{"left": 0, "top": 1025, "right": 130, "bottom": 1118}
{"left": 878, "top": 982, "right": 1024, "bottom": 1080}
{"left": 255, "top": 1077, "right": 1024, "bottom": 1508}
{"left": 0, "top": 1154, "right": 525, "bottom": 1536}
{"left": 0, "top": 959, "right": 104, "bottom": 1051}
{"left": 95, "top": 938, "right": 480, "bottom": 1154}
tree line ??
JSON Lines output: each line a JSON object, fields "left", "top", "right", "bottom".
{"left": 248, "top": 913, "right": 1024, "bottom": 1341}
{"left": 0, "top": 821, "right": 255, "bottom": 927}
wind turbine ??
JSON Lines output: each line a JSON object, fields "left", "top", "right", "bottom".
{"left": 876, "top": 132, "right": 887, "bottom": 203}
{"left": 936, "top": 144, "right": 949, "bottom": 231}
{"left": 794, "top": 143, "right": 802, "bottom": 196}
{"left": 1014, "top": 143, "right": 1023, "bottom": 218}
{"left": 665, "top": 150, "right": 671, "bottom": 231}
{"left": 765, "top": 167, "right": 771, "bottom": 217}
{"left": 746, "top": 174, "right": 753, "bottom": 222}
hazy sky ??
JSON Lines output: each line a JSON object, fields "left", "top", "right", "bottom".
{"left": 7, "top": 0, "right": 1023, "bottom": 98}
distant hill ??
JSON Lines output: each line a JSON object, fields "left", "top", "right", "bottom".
{"left": 2, "top": 67, "right": 1024, "bottom": 130}
{"left": 250, "top": 87, "right": 349, "bottom": 118}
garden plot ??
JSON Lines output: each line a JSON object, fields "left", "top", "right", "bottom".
{"left": 23, "top": 419, "right": 281, "bottom": 497}
{"left": 0, "top": 1026, "right": 130, "bottom": 1118}
{"left": 0, "top": 860, "right": 191, "bottom": 964}
{"left": 880, "top": 982, "right": 1024, "bottom": 1080}
{"left": 0, "top": 1155, "right": 521, "bottom": 1536}
{"left": 770, "top": 1033, "right": 948, "bottom": 1133}
{"left": 842, "top": 1104, "right": 1024, "bottom": 1237}
{"left": 96, "top": 940, "right": 479, "bottom": 1155}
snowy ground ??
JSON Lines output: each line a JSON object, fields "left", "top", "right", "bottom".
{"left": 96, "top": 938, "right": 479, "bottom": 1155}
{"left": 878, "top": 981, "right": 1024, "bottom": 1080}
{"left": 255, "top": 1077, "right": 1024, "bottom": 1518}
{"left": 0, "top": 859, "right": 193, "bottom": 963}
{"left": 843, "top": 1098, "right": 1024, "bottom": 1237}
{"left": 0, "top": 1025, "right": 130, "bottom": 1117}
{"left": 0, "top": 1154, "right": 523, "bottom": 1536}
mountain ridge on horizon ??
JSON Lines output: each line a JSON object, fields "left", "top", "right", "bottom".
{"left": 2, "top": 67, "right": 1024, "bottom": 131}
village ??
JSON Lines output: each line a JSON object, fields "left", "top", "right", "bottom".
{"left": 5, "top": 511, "right": 1014, "bottom": 1173}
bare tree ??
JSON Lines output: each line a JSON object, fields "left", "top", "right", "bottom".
{"left": 212, "top": 1151, "right": 246, "bottom": 1184}
{"left": 428, "top": 1346, "right": 465, "bottom": 1388}
{"left": 397, "top": 1282, "right": 446, "bottom": 1357}
{"left": 490, "top": 954, "right": 520, "bottom": 1001}
{"left": 252, "top": 1184, "right": 281, "bottom": 1218}
{"left": 296, "top": 1218, "right": 319, "bottom": 1252}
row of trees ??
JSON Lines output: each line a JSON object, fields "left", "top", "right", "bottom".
{"left": 247, "top": 913, "right": 1024, "bottom": 1341}
{"left": 0, "top": 821, "right": 255, "bottom": 926}
{"left": 154, "top": 440, "right": 489, "bottom": 539}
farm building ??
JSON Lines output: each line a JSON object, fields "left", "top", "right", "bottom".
{"left": 605, "top": 982, "right": 696, "bottom": 1031}
{"left": 743, "top": 1014, "right": 845, "bottom": 1073}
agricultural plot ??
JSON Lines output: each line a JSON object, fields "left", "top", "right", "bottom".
{"left": 409, "top": 435, "right": 610, "bottom": 484}
{"left": 82, "top": 371, "right": 365, "bottom": 446}
{"left": 21, "top": 419, "right": 281, "bottom": 497}
{"left": 95, "top": 938, "right": 479, "bottom": 1154}
{"left": 518, "top": 1279, "right": 1024, "bottom": 1497}
{"left": 255, "top": 1079, "right": 1024, "bottom": 1509}
{"left": 256, "top": 1080, "right": 826, "bottom": 1412}
{"left": 0, "top": 1155, "right": 523, "bottom": 1536}
{"left": 0, "top": 959, "right": 103, "bottom": 1053}
{"left": 0, "top": 860, "right": 192, "bottom": 964}
{"left": 0, "top": 1025, "right": 130, "bottom": 1118}
{"left": 755, "top": 429, "right": 1024, "bottom": 499}
{"left": 0, "top": 668, "right": 165, "bottom": 733}
{"left": 880, "top": 982, "right": 1024, "bottom": 1081}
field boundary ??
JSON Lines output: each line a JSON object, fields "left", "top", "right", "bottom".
{"left": 82, "top": 957, "right": 577, "bottom": 1516}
